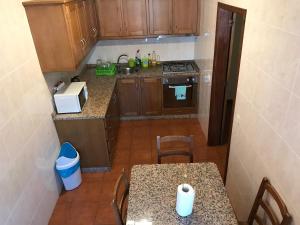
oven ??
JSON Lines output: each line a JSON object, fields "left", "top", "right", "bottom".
{"left": 162, "top": 76, "right": 198, "bottom": 109}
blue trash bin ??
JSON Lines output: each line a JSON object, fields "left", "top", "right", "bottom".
{"left": 56, "top": 142, "right": 82, "bottom": 190}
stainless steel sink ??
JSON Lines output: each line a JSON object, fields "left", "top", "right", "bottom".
{"left": 120, "top": 67, "right": 134, "bottom": 75}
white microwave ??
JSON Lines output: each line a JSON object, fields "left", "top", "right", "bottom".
{"left": 54, "top": 82, "right": 88, "bottom": 114}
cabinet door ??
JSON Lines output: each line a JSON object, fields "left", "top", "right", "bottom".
{"left": 96, "top": 0, "right": 123, "bottom": 37}
{"left": 141, "top": 77, "right": 162, "bottom": 115}
{"left": 86, "top": 0, "right": 99, "bottom": 43}
{"left": 77, "top": 0, "right": 91, "bottom": 54}
{"left": 149, "top": 0, "right": 172, "bottom": 35}
{"left": 122, "top": 0, "right": 148, "bottom": 36}
{"left": 64, "top": 2, "right": 84, "bottom": 67}
{"left": 118, "top": 78, "right": 140, "bottom": 116}
{"left": 173, "top": 0, "right": 199, "bottom": 34}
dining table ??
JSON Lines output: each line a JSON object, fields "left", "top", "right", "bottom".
{"left": 126, "top": 162, "right": 238, "bottom": 225}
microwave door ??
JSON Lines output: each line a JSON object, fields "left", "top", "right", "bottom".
{"left": 78, "top": 89, "right": 86, "bottom": 109}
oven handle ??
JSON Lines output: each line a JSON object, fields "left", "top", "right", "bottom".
{"left": 168, "top": 85, "right": 192, "bottom": 89}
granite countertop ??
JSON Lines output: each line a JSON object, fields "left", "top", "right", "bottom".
{"left": 53, "top": 69, "right": 117, "bottom": 120}
{"left": 127, "top": 163, "right": 238, "bottom": 225}
{"left": 52, "top": 60, "right": 201, "bottom": 121}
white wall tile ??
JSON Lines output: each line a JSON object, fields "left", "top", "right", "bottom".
{"left": 195, "top": 0, "right": 300, "bottom": 223}
{"left": 0, "top": 1, "right": 61, "bottom": 225}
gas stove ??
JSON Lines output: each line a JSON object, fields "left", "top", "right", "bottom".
{"left": 162, "top": 61, "right": 198, "bottom": 75}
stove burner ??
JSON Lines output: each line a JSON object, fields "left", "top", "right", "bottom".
{"left": 162, "top": 62, "right": 197, "bottom": 74}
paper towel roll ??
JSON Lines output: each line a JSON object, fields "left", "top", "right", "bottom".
{"left": 176, "top": 183, "right": 195, "bottom": 217}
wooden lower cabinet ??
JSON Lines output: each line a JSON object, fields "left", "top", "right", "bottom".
{"left": 54, "top": 86, "right": 119, "bottom": 168}
{"left": 54, "top": 119, "right": 111, "bottom": 167}
{"left": 118, "top": 78, "right": 140, "bottom": 116}
{"left": 140, "top": 77, "right": 162, "bottom": 115}
{"left": 118, "top": 77, "right": 162, "bottom": 117}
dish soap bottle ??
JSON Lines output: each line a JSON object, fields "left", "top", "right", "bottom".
{"left": 148, "top": 53, "right": 152, "bottom": 66}
{"left": 135, "top": 49, "right": 142, "bottom": 69}
{"left": 152, "top": 50, "right": 157, "bottom": 66}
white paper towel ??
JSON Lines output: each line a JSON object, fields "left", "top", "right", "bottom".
{"left": 176, "top": 183, "right": 195, "bottom": 217}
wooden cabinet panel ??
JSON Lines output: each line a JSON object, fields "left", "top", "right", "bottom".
{"left": 149, "top": 0, "right": 172, "bottom": 35}
{"left": 64, "top": 2, "right": 84, "bottom": 67}
{"left": 122, "top": 0, "right": 148, "bottom": 36}
{"left": 141, "top": 77, "right": 162, "bottom": 115}
{"left": 118, "top": 78, "right": 140, "bottom": 116}
{"left": 77, "top": 0, "right": 91, "bottom": 54}
{"left": 23, "top": 0, "right": 99, "bottom": 72}
{"left": 86, "top": 0, "right": 99, "bottom": 43}
{"left": 96, "top": 0, "right": 123, "bottom": 37}
{"left": 105, "top": 87, "right": 120, "bottom": 159}
{"left": 54, "top": 119, "right": 111, "bottom": 167}
{"left": 173, "top": 0, "right": 199, "bottom": 34}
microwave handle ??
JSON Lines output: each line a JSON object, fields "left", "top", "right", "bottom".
{"left": 84, "top": 85, "right": 88, "bottom": 100}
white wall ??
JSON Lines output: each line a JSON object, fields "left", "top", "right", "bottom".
{"left": 195, "top": 0, "right": 300, "bottom": 224}
{"left": 0, "top": 1, "right": 61, "bottom": 224}
{"left": 88, "top": 36, "right": 196, "bottom": 64}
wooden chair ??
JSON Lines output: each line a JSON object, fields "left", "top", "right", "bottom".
{"left": 240, "top": 177, "right": 292, "bottom": 225}
{"left": 156, "top": 135, "right": 194, "bottom": 164}
{"left": 111, "top": 169, "right": 130, "bottom": 225}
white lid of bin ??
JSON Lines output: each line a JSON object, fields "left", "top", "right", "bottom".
{"left": 56, "top": 153, "right": 79, "bottom": 170}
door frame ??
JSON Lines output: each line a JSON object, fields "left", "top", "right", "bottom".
{"left": 208, "top": 2, "right": 246, "bottom": 183}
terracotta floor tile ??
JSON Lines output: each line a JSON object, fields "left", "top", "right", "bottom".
{"left": 71, "top": 181, "right": 103, "bottom": 203}
{"left": 94, "top": 204, "right": 116, "bottom": 225}
{"left": 48, "top": 202, "right": 71, "bottom": 225}
{"left": 68, "top": 202, "right": 99, "bottom": 225}
{"left": 50, "top": 119, "right": 229, "bottom": 225}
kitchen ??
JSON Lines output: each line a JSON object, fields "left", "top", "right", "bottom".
{"left": 1, "top": 0, "right": 300, "bottom": 225}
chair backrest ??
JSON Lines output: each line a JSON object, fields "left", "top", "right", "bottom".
{"left": 156, "top": 135, "right": 194, "bottom": 164}
{"left": 111, "top": 169, "right": 129, "bottom": 225}
{"left": 247, "top": 177, "right": 292, "bottom": 225}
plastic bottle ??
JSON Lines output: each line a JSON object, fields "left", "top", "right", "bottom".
{"left": 135, "top": 49, "right": 142, "bottom": 68}
{"left": 152, "top": 51, "right": 157, "bottom": 66}
{"left": 148, "top": 53, "right": 152, "bottom": 66}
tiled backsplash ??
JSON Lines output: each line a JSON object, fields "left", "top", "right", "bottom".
{"left": 88, "top": 36, "right": 197, "bottom": 64}
{"left": 0, "top": 1, "right": 61, "bottom": 225}
{"left": 195, "top": 0, "right": 300, "bottom": 224}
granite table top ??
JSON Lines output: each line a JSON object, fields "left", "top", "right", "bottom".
{"left": 127, "top": 163, "right": 238, "bottom": 225}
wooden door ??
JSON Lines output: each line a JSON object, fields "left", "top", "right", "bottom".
{"left": 173, "top": 0, "right": 199, "bottom": 34}
{"left": 96, "top": 0, "right": 123, "bottom": 37}
{"left": 122, "top": 0, "right": 148, "bottom": 36}
{"left": 207, "top": 7, "right": 233, "bottom": 146}
{"left": 86, "top": 0, "right": 99, "bottom": 43}
{"left": 149, "top": 0, "right": 172, "bottom": 35}
{"left": 141, "top": 77, "right": 162, "bottom": 115}
{"left": 64, "top": 2, "right": 84, "bottom": 67}
{"left": 77, "top": 0, "right": 91, "bottom": 54}
{"left": 118, "top": 78, "right": 140, "bottom": 116}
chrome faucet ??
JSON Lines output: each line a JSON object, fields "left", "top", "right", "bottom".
{"left": 117, "top": 54, "right": 129, "bottom": 72}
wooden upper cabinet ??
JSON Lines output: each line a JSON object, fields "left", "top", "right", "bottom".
{"left": 86, "top": 0, "right": 99, "bottom": 43}
{"left": 122, "top": 0, "right": 148, "bottom": 36}
{"left": 23, "top": 0, "right": 98, "bottom": 72}
{"left": 173, "top": 0, "right": 200, "bottom": 35}
{"left": 149, "top": 0, "right": 172, "bottom": 35}
{"left": 77, "top": 1, "right": 91, "bottom": 54}
{"left": 140, "top": 77, "right": 162, "bottom": 115}
{"left": 96, "top": 0, "right": 123, "bottom": 37}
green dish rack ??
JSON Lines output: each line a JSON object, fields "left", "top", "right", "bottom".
{"left": 96, "top": 64, "right": 116, "bottom": 76}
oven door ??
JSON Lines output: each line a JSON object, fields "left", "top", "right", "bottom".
{"left": 163, "top": 83, "right": 196, "bottom": 108}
